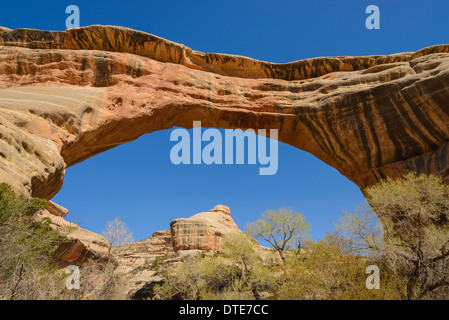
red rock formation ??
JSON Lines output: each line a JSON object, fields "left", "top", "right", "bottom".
{"left": 44, "top": 203, "right": 241, "bottom": 265}
{"left": 113, "top": 205, "right": 244, "bottom": 297}
{"left": 35, "top": 210, "right": 109, "bottom": 264}
{"left": 170, "top": 205, "right": 240, "bottom": 251}
{"left": 124, "top": 230, "right": 174, "bottom": 255}
{"left": 0, "top": 25, "right": 448, "bottom": 200}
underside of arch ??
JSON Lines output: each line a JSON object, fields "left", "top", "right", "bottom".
{"left": 0, "top": 25, "right": 448, "bottom": 199}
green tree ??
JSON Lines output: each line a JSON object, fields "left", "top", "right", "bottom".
{"left": 337, "top": 173, "right": 449, "bottom": 299}
{"left": 367, "top": 172, "right": 449, "bottom": 300}
{"left": 219, "top": 232, "right": 278, "bottom": 300}
{"left": 245, "top": 207, "right": 310, "bottom": 263}
{"left": 154, "top": 252, "right": 209, "bottom": 300}
{"left": 0, "top": 183, "right": 66, "bottom": 299}
{"left": 154, "top": 232, "right": 278, "bottom": 300}
{"left": 278, "top": 232, "right": 402, "bottom": 300}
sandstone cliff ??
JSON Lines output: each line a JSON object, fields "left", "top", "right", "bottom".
{"left": 37, "top": 203, "right": 247, "bottom": 297}
{"left": 35, "top": 208, "right": 109, "bottom": 264}
{"left": 0, "top": 25, "right": 448, "bottom": 201}
{"left": 112, "top": 205, "right": 248, "bottom": 297}
{"left": 36, "top": 202, "right": 243, "bottom": 271}
{"left": 170, "top": 204, "right": 240, "bottom": 251}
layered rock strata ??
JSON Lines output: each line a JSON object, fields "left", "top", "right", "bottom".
{"left": 0, "top": 25, "right": 447, "bottom": 200}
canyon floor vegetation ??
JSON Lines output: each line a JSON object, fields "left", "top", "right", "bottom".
{"left": 0, "top": 172, "right": 448, "bottom": 300}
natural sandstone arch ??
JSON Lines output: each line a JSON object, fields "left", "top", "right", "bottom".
{"left": 0, "top": 25, "right": 448, "bottom": 200}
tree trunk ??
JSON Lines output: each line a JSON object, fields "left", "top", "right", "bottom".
{"left": 251, "top": 287, "right": 262, "bottom": 300}
{"left": 277, "top": 250, "right": 286, "bottom": 264}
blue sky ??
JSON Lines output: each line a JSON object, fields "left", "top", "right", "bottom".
{"left": 2, "top": 1, "right": 448, "bottom": 242}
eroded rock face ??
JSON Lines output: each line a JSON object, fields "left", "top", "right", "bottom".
{"left": 170, "top": 205, "right": 240, "bottom": 251}
{"left": 35, "top": 209, "right": 109, "bottom": 264}
{"left": 38, "top": 203, "right": 273, "bottom": 298}
{"left": 46, "top": 203, "right": 240, "bottom": 267}
{"left": 0, "top": 25, "right": 448, "bottom": 199}
{"left": 113, "top": 204, "right": 242, "bottom": 297}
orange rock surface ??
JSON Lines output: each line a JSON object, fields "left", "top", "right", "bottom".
{"left": 170, "top": 205, "right": 240, "bottom": 251}
{"left": 0, "top": 25, "right": 448, "bottom": 200}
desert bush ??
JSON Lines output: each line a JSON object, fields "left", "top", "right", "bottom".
{"left": 0, "top": 183, "right": 66, "bottom": 299}
{"left": 277, "top": 232, "right": 403, "bottom": 300}
{"left": 154, "top": 232, "right": 278, "bottom": 300}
